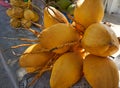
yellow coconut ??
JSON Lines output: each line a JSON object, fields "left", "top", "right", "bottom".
{"left": 43, "top": 6, "right": 69, "bottom": 28}
{"left": 81, "top": 23, "right": 119, "bottom": 57}
{"left": 24, "top": 9, "right": 39, "bottom": 22}
{"left": 24, "top": 9, "right": 35, "bottom": 21}
{"left": 10, "top": 0, "right": 28, "bottom": 8}
{"left": 6, "top": 8, "right": 13, "bottom": 17}
{"left": 38, "top": 23, "right": 80, "bottom": 54}
{"left": 32, "top": 12, "right": 39, "bottom": 22}
{"left": 19, "top": 44, "right": 54, "bottom": 67}
{"left": 10, "top": 18, "right": 21, "bottom": 28}
{"left": 10, "top": 0, "right": 22, "bottom": 6}
{"left": 21, "top": 18, "right": 32, "bottom": 28}
{"left": 83, "top": 54, "right": 119, "bottom": 88}
{"left": 74, "top": 0, "right": 104, "bottom": 28}
{"left": 8, "top": 7, "right": 24, "bottom": 18}
{"left": 50, "top": 52, "right": 83, "bottom": 88}
{"left": 23, "top": 9, "right": 33, "bottom": 19}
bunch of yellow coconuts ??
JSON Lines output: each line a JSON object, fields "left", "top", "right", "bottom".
{"left": 6, "top": 0, "right": 39, "bottom": 28}
{"left": 18, "top": 0, "right": 120, "bottom": 88}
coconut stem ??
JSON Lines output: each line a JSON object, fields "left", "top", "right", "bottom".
{"left": 32, "top": 22, "right": 45, "bottom": 29}
{"left": 27, "top": 54, "right": 59, "bottom": 87}
{"left": 67, "top": 14, "right": 86, "bottom": 32}
{"left": 41, "top": 0, "right": 47, "bottom": 7}
{"left": 18, "top": 38, "right": 39, "bottom": 42}
{"left": 28, "top": 0, "right": 31, "bottom": 9}
{"left": 37, "top": 41, "right": 79, "bottom": 53}
{"left": 24, "top": 27, "right": 40, "bottom": 36}
{"left": 31, "top": 3, "right": 43, "bottom": 13}
{"left": 11, "top": 44, "right": 32, "bottom": 49}
{"left": 0, "top": 37, "right": 39, "bottom": 42}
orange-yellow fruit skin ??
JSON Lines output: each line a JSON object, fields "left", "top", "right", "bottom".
{"left": 25, "top": 67, "right": 38, "bottom": 73}
{"left": 50, "top": 52, "right": 83, "bottom": 88}
{"left": 10, "top": 0, "right": 28, "bottom": 8}
{"left": 6, "top": 8, "right": 13, "bottom": 17}
{"left": 24, "top": 9, "right": 39, "bottom": 22}
{"left": 39, "top": 23, "right": 80, "bottom": 54}
{"left": 32, "top": 12, "right": 39, "bottom": 22}
{"left": 7, "top": 7, "right": 24, "bottom": 18}
{"left": 83, "top": 54, "right": 119, "bottom": 88}
{"left": 24, "top": 9, "right": 35, "bottom": 20}
{"left": 21, "top": 18, "right": 32, "bottom": 28}
{"left": 81, "top": 23, "right": 119, "bottom": 57}
{"left": 74, "top": 0, "right": 104, "bottom": 28}
{"left": 10, "top": 18, "right": 21, "bottom": 28}
{"left": 43, "top": 6, "right": 68, "bottom": 28}
{"left": 19, "top": 44, "right": 53, "bottom": 67}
